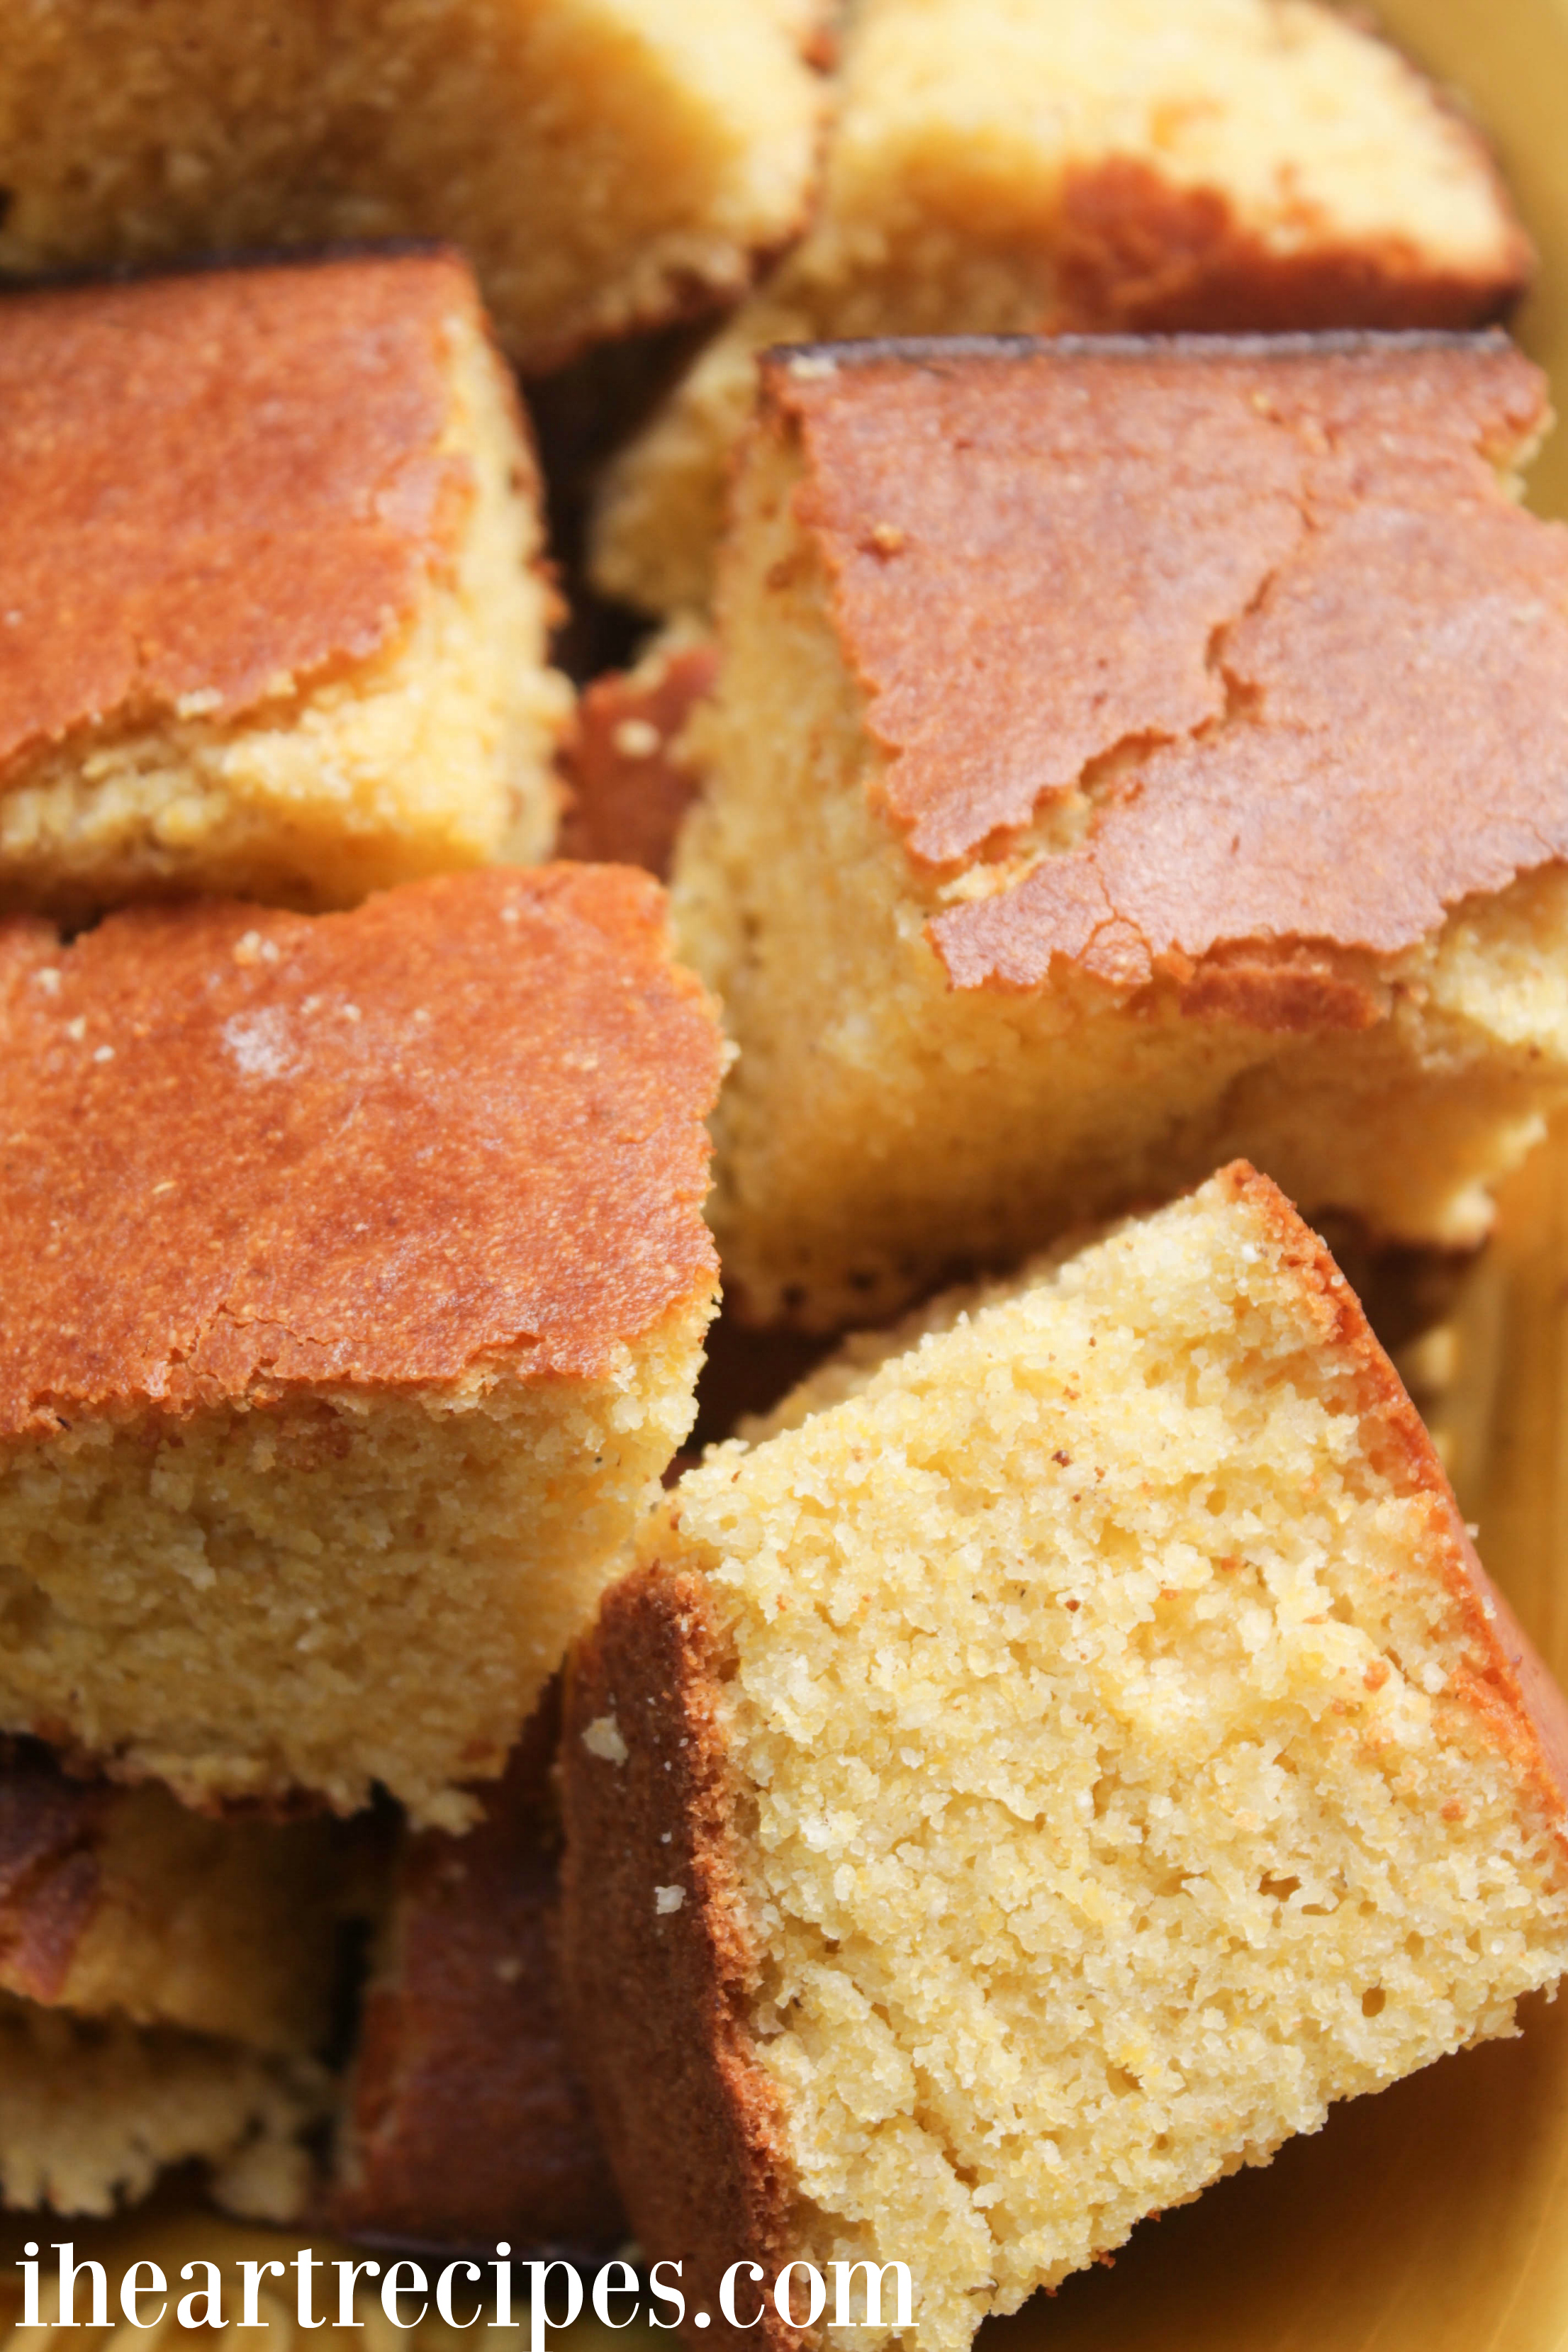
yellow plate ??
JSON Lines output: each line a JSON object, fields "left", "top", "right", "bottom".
{"left": 5, "top": 6, "right": 1568, "bottom": 2344}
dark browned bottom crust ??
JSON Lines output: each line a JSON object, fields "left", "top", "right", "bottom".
{"left": 1053, "top": 158, "right": 1533, "bottom": 334}
{"left": 332, "top": 1691, "right": 622, "bottom": 2256}
{"left": 561, "top": 1568, "right": 798, "bottom": 2352}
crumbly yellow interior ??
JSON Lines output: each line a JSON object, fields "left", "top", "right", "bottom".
{"left": 0, "top": 1306, "right": 708, "bottom": 1828}
{"left": 0, "top": 0, "right": 821, "bottom": 371}
{"left": 0, "top": 1996, "right": 325, "bottom": 2221}
{"left": 675, "top": 427, "right": 1568, "bottom": 1330}
{"left": 0, "top": 306, "right": 568, "bottom": 919}
{"left": 591, "top": 0, "right": 1523, "bottom": 615}
{"left": 43, "top": 1790, "right": 341, "bottom": 2061}
{"left": 666, "top": 1177, "right": 1568, "bottom": 2352}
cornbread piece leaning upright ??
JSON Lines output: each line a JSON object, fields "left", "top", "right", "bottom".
{"left": 0, "top": 1739, "right": 344, "bottom": 2217}
{"left": 0, "top": 867, "right": 722, "bottom": 1827}
{"left": 591, "top": 0, "right": 1530, "bottom": 616}
{"left": 0, "top": 253, "right": 569, "bottom": 919}
{"left": 562, "top": 1166, "right": 1568, "bottom": 2352}
{"left": 0, "top": 0, "right": 824, "bottom": 374}
{"left": 681, "top": 332, "right": 1568, "bottom": 1331}
{"left": 332, "top": 1688, "right": 621, "bottom": 2253}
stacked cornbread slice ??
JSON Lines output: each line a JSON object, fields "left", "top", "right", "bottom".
{"left": 591, "top": 0, "right": 1531, "bottom": 616}
{"left": 0, "top": 0, "right": 826, "bottom": 374}
{"left": 0, "top": 867, "right": 722, "bottom": 1830}
{"left": 0, "top": 252, "right": 568, "bottom": 918}
{"left": 678, "top": 332, "right": 1568, "bottom": 1330}
{"left": 563, "top": 1167, "right": 1568, "bottom": 2352}
{"left": 0, "top": 1740, "right": 345, "bottom": 2219}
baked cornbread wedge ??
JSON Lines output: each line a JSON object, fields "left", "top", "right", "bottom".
{"left": 332, "top": 1689, "right": 621, "bottom": 2253}
{"left": 0, "top": 1739, "right": 340, "bottom": 2217}
{"left": 0, "top": 868, "right": 722, "bottom": 1827}
{"left": 591, "top": 0, "right": 1531, "bottom": 616}
{"left": 561, "top": 1166, "right": 1568, "bottom": 2352}
{"left": 0, "top": 253, "right": 568, "bottom": 919}
{"left": 559, "top": 632, "right": 717, "bottom": 878}
{"left": 681, "top": 332, "right": 1568, "bottom": 1331}
{"left": 0, "top": 0, "right": 824, "bottom": 376}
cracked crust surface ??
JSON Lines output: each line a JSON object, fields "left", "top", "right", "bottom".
{"left": 0, "top": 866, "right": 722, "bottom": 1433}
{"left": 0, "top": 252, "right": 486, "bottom": 782}
{"left": 761, "top": 334, "right": 1568, "bottom": 1013}
{"left": 561, "top": 1565, "right": 799, "bottom": 2352}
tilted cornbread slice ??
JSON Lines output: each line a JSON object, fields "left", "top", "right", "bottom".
{"left": 0, "top": 0, "right": 824, "bottom": 376}
{"left": 332, "top": 1689, "right": 622, "bottom": 2253}
{"left": 680, "top": 332, "right": 1568, "bottom": 1332}
{"left": 561, "top": 1166, "right": 1568, "bottom": 2352}
{"left": 0, "top": 1739, "right": 342, "bottom": 2217}
{"left": 0, "top": 867, "right": 722, "bottom": 1827}
{"left": 590, "top": 0, "right": 1530, "bottom": 616}
{"left": 0, "top": 253, "right": 569, "bottom": 919}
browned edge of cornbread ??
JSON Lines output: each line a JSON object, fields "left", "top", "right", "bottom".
{"left": 331, "top": 1684, "right": 622, "bottom": 2258}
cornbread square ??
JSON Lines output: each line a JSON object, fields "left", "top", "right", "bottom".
{"left": 561, "top": 1167, "right": 1568, "bottom": 2352}
{"left": 0, "top": 253, "right": 569, "bottom": 919}
{"left": 0, "top": 0, "right": 824, "bottom": 375}
{"left": 332, "top": 1689, "right": 621, "bottom": 2251}
{"left": 0, "top": 1738, "right": 341, "bottom": 2217}
{"left": 0, "top": 867, "right": 722, "bottom": 1827}
{"left": 559, "top": 631, "right": 717, "bottom": 878}
{"left": 681, "top": 332, "right": 1568, "bottom": 1332}
{"left": 591, "top": 0, "right": 1531, "bottom": 616}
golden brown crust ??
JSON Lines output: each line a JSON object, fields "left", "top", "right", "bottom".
{"left": 557, "top": 644, "right": 717, "bottom": 880}
{"left": 560, "top": 1566, "right": 798, "bottom": 2352}
{"left": 758, "top": 333, "right": 1568, "bottom": 1019}
{"left": 1217, "top": 1161, "right": 1568, "bottom": 1829}
{"left": 0, "top": 866, "right": 722, "bottom": 1432}
{"left": 0, "top": 250, "right": 500, "bottom": 779}
{"left": 0, "top": 1741, "right": 108, "bottom": 2005}
{"left": 1053, "top": 156, "right": 1533, "bottom": 335}
{"left": 332, "top": 1687, "right": 622, "bottom": 2255}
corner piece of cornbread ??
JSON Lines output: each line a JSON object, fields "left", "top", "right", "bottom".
{"left": 561, "top": 1166, "right": 1568, "bottom": 2352}
{"left": 0, "top": 0, "right": 825, "bottom": 375}
{"left": 0, "top": 252, "right": 569, "bottom": 919}
{"left": 679, "top": 331, "right": 1568, "bottom": 1331}
{"left": 590, "top": 0, "right": 1531, "bottom": 617}
{"left": 0, "top": 1739, "right": 342, "bottom": 2217}
{"left": 0, "top": 867, "right": 723, "bottom": 1827}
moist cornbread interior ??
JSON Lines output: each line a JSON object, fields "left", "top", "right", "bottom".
{"left": 0, "top": 1997, "right": 325, "bottom": 2219}
{"left": 644, "top": 1172, "right": 1568, "bottom": 2352}
{"left": 0, "top": 269, "right": 568, "bottom": 917}
{"left": 676, "top": 341, "right": 1568, "bottom": 1332}
{"left": 591, "top": 0, "right": 1528, "bottom": 616}
{"left": 0, "top": 871, "right": 722, "bottom": 1828}
{"left": 0, "top": 0, "right": 822, "bottom": 374}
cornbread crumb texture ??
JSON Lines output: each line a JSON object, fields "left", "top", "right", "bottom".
{"left": 680, "top": 333, "right": 1568, "bottom": 1328}
{"left": 559, "top": 631, "right": 717, "bottom": 878}
{"left": 0, "top": 0, "right": 824, "bottom": 372}
{"left": 0, "top": 253, "right": 568, "bottom": 917}
{"left": 0, "top": 869, "right": 722, "bottom": 1822}
{"left": 0, "top": 1996, "right": 326, "bottom": 2219}
{"left": 563, "top": 1170, "right": 1568, "bottom": 2352}
{"left": 0, "top": 1741, "right": 340, "bottom": 2058}
{"left": 590, "top": 0, "right": 1530, "bottom": 615}
{"left": 334, "top": 1689, "right": 622, "bottom": 2249}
